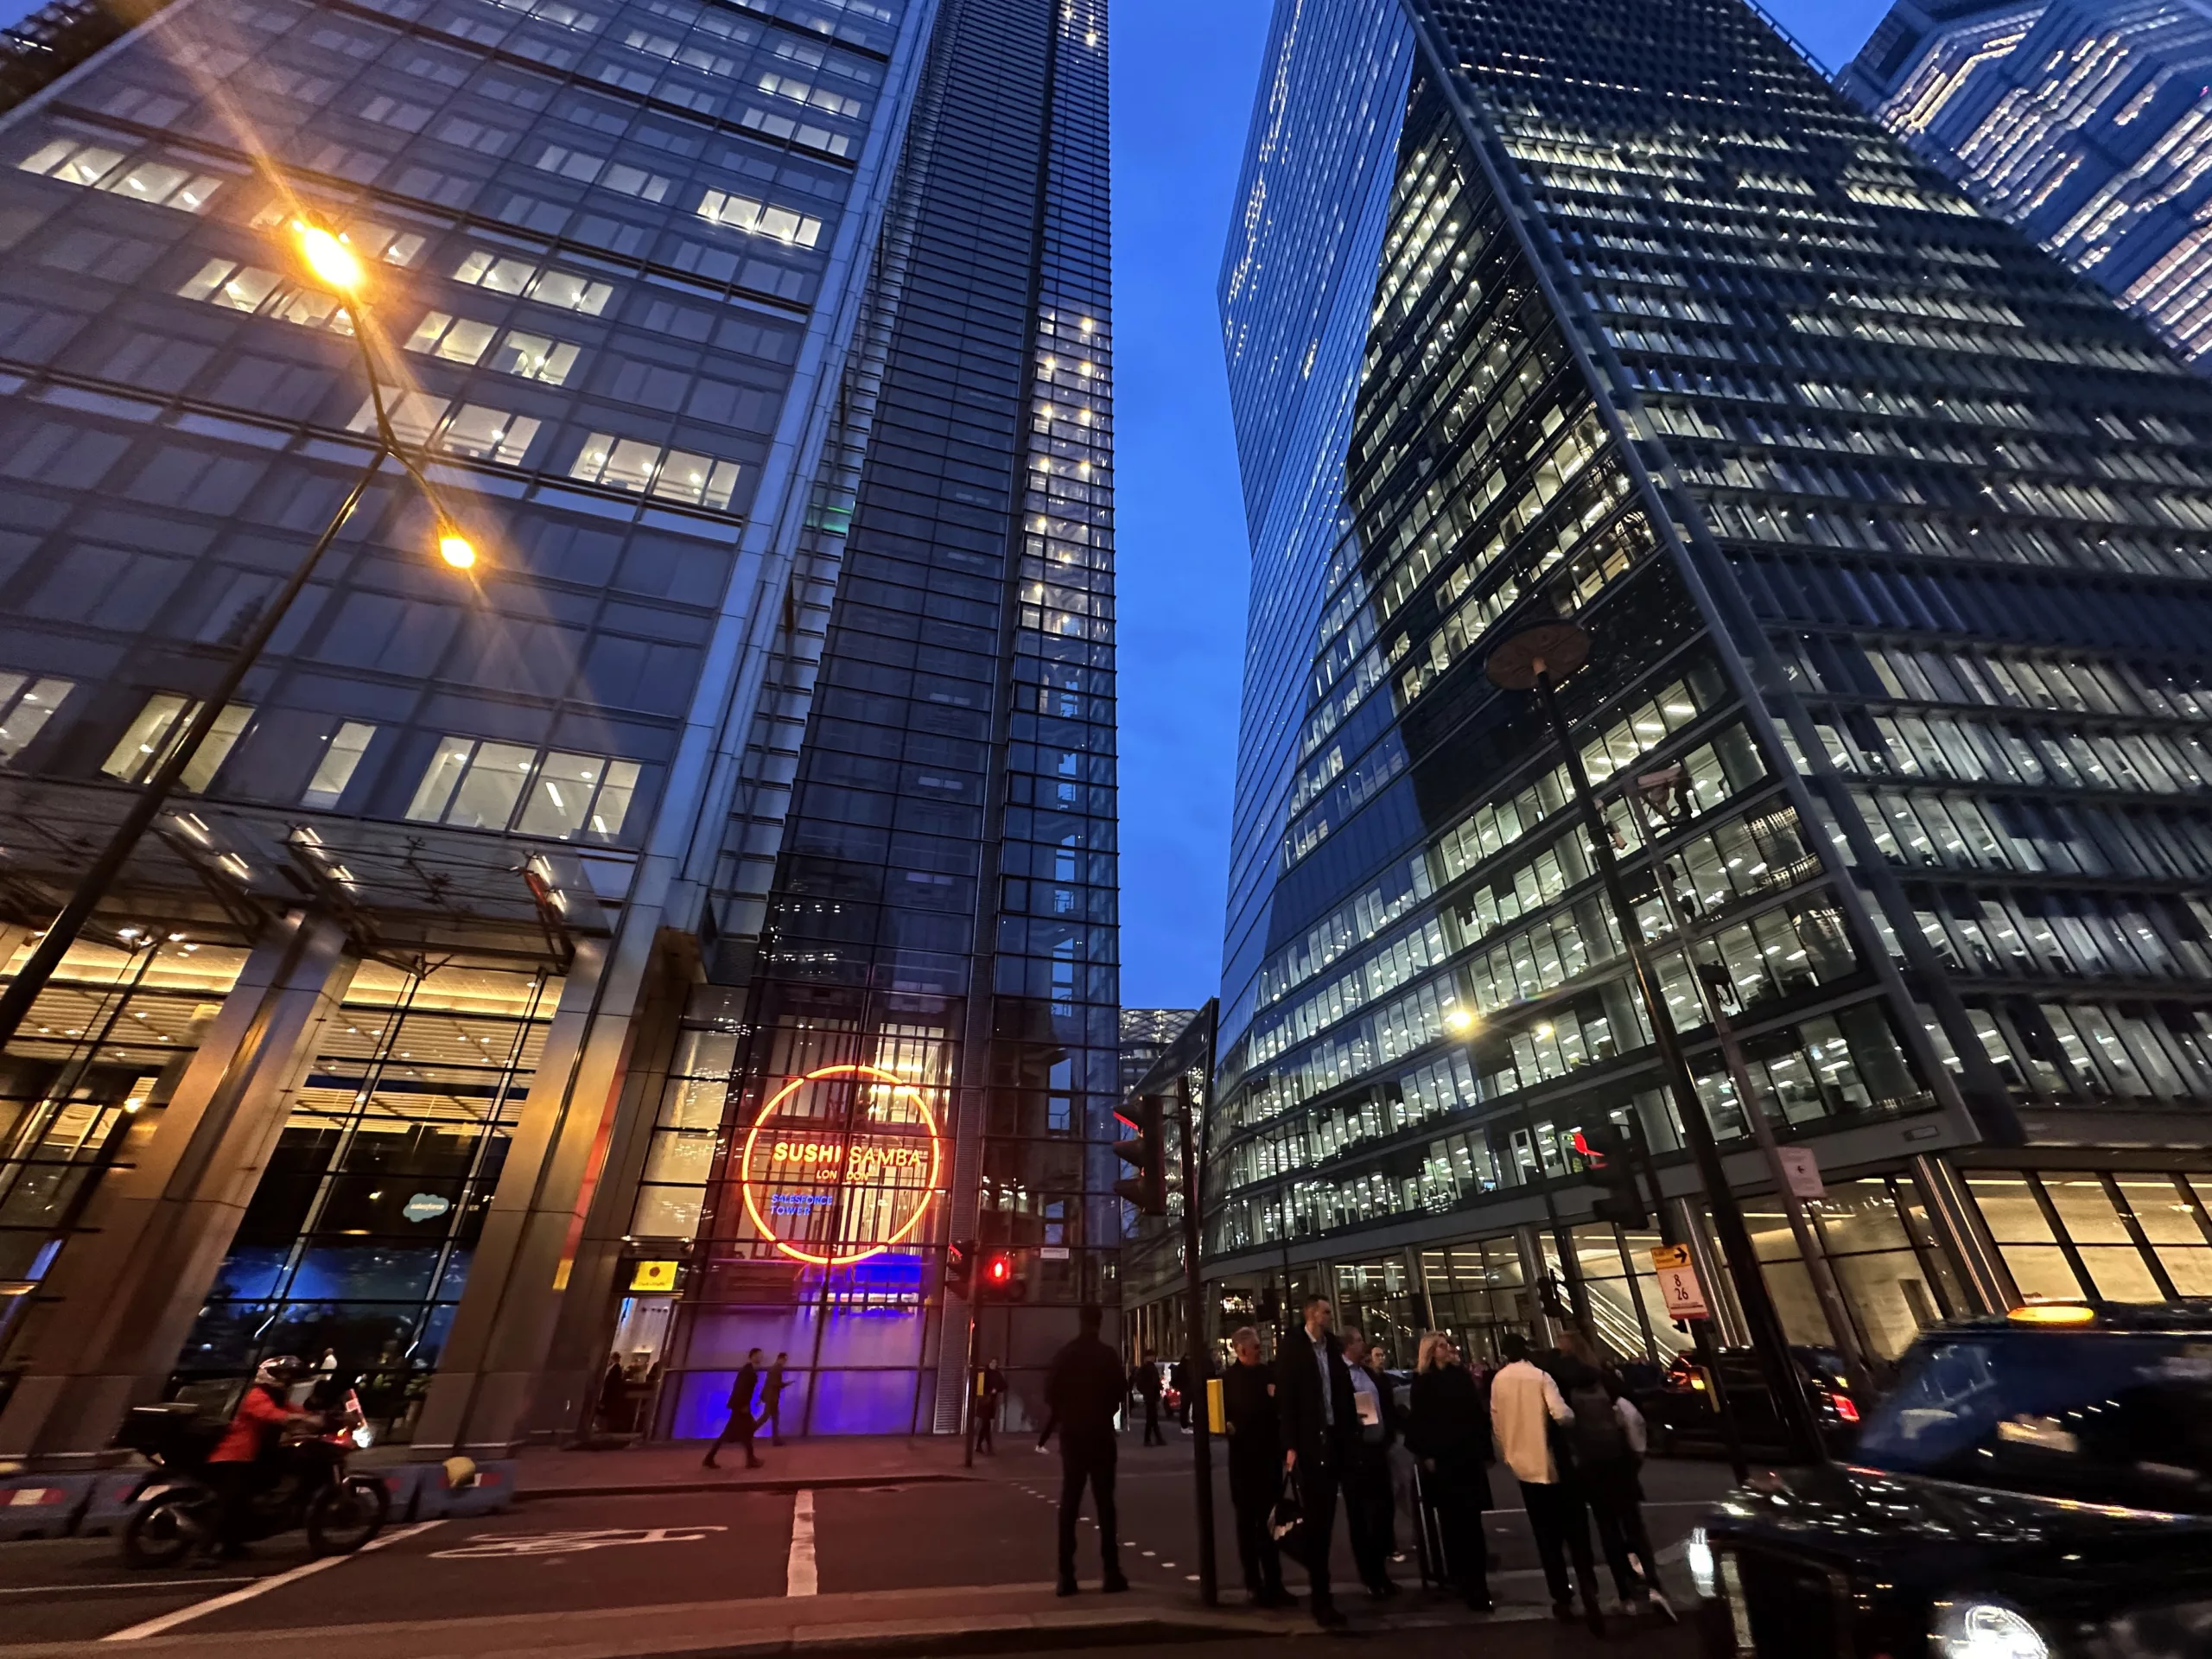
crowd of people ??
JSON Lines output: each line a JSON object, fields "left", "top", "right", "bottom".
{"left": 1047, "top": 1295, "right": 1675, "bottom": 1631}
{"left": 1224, "top": 1297, "right": 1675, "bottom": 1631}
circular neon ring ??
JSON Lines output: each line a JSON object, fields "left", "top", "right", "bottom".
{"left": 738, "top": 1062, "right": 944, "bottom": 1267}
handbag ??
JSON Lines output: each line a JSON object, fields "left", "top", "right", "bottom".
{"left": 1268, "top": 1466, "right": 1312, "bottom": 1567}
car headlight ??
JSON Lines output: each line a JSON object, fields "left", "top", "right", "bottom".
{"left": 1933, "top": 1598, "right": 2050, "bottom": 1659}
{"left": 1685, "top": 1524, "right": 1717, "bottom": 1599}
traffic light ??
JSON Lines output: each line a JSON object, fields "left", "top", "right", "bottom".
{"left": 945, "top": 1237, "right": 976, "bottom": 1295}
{"left": 1573, "top": 1120, "right": 1648, "bottom": 1227}
{"left": 1113, "top": 1094, "right": 1167, "bottom": 1216}
{"left": 977, "top": 1250, "right": 1023, "bottom": 1300}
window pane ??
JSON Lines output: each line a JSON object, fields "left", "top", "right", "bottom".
{"left": 103, "top": 694, "right": 191, "bottom": 782}
{"left": 406, "top": 737, "right": 478, "bottom": 822}
{"left": 180, "top": 702, "right": 252, "bottom": 791}
{"left": 302, "top": 721, "right": 377, "bottom": 809}
{"left": 445, "top": 741, "right": 536, "bottom": 830}
{"left": 1998, "top": 1243, "right": 2083, "bottom": 1302}
{"left": 0, "top": 676, "right": 70, "bottom": 762}
{"left": 2074, "top": 1245, "right": 2163, "bottom": 1302}
{"left": 1965, "top": 1173, "right": 2056, "bottom": 1242}
{"left": 2114, "top": 1176, "right": 2202, "bottom": 1245}
{"left": 2041, "top": 1173, "right": 2130, "bottom": 1244}
{"left": 630, "top": 1183, "right": 702, "bottom": 1240}
{"left": 513, "top": 751, "right": 597, "bottom": 837}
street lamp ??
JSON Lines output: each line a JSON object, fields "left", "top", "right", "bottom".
{"left": 0, "top": 219, "right": 480, "bottom": 1052}
{"left": 1484, "top": 619, "right": 1826, "bottom": 1464}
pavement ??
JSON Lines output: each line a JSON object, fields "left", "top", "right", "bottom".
{"left": 0, "top": 1436, "right": 1732, "bottom": 1657}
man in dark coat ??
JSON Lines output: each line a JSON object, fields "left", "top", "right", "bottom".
{"left": 1222, "top": 1325, "right": 1292, "bottom": 1607}
{"left": 1039, "top": 1304, "right": 1130, "bottom": 1596}
{"left": 1131, "top": 1349, "right": 1165, "bottom": 1445}
{"left": 1274, "top": 1294, "right": 1358, "bottom": 1627}
{"left": 702, "top": 1349, "right": 763, "bottom": 1469}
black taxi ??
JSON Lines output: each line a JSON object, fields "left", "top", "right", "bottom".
{"left": 1691, "top": 1301, "right": 2212, "bottom": 1657}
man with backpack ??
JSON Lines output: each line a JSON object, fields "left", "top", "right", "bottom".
{"left": 1555, "top": 1333, "right": 1675, "bottom": 1621}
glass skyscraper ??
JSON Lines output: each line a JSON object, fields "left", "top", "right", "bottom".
{"left": 1841, "top": 0, "right": 2212, "bottom": 368}
{"left": 0, "top": 0, "right": 1112, "bottom": 1459}
{"left": 1194, "top": 0, "right": 2212, "bottom": 1372}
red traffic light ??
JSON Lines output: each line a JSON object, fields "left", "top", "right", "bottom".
{"left": 984, "top": 1253, "right": 1014, "bottom": 1286}
{"left": 1571, "top": 1128, "right": 1608, "bottom": 1167}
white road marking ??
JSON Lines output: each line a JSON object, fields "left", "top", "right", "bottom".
{"left": 0, "top": 1579, "right": 253, "bottom": 1596}
{"left": 786, "top": 1489, "right": 817, "bottom": 1598}
{"left": 432, "top": 1526, "right": 725, "bottom": 1558}
{"left": 102, "top": 1520, "right": 441, "bottom": 1642}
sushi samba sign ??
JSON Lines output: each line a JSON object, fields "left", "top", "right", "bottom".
{"left": 738, "top": 1063, "right": 944, "bottom": 1267}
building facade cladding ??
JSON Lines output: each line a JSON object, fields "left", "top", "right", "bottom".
{"left": 0, "top": 0, "right": 942, "bottom": 1459}
{"left": 1216, "top": 0, "right": 1414, "bottom": 1046}
{"left": 1840, "top": 0, "right": 2212, "bottom": 370}
{"left": 630, "top": 0, "right": 1117, "bottom": 1439}
{"left": 1203, "top": 0, "right": 2212, "bottom": 1372}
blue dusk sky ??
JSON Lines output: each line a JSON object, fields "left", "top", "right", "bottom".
{"left": 0, "top": 0, "right": 1896, "bottom": 1004}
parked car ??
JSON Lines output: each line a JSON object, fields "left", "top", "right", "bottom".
{"left": 1646, "top": 1344, "right": 1863, "bottom": 1459}
{"left": 1689, "top": 1300, "right": 2212, "bottom": 1656}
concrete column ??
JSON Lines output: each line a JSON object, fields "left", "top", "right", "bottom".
{"left": 409, "top": 916, "right": 664, "bottom": 1457}
{"left": 0, "top": 911, "right": 355, "bottom": 1466}
{"left": 1514, "top": 1226, "right": 1556, "bottom": 1348}
{"left": 525, "top": 931, "right": 696, "bottom": 1441}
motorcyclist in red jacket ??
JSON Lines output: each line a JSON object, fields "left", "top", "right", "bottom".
{"left": 204, "top": 1356, "right": 311, "bottom": 1560}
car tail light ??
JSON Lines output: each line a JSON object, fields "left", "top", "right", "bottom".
{"left": 1828, "top": 1390, "right": 1859, "bottom": 1424}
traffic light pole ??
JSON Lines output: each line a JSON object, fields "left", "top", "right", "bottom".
{"left": 1488, "top": 622, "right": 1824, "bottom": 1465}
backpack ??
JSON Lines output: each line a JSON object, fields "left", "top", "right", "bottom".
{"left": 1567, "top": 1378, "right": 1630, "bottom": 1466}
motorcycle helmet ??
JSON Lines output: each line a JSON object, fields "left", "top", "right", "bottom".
{"left": 254, "top": 1354, "right": 303, "bottom": 1387}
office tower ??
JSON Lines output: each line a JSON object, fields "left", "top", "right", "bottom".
{"left": 1189, "top": 0, "right": 2212, "bottom": 1373}
{"left": 1842, "top": 0, "right": 2212, "bottom": 367}
{"left": 0, "top": 0, "right": 1112, "bottom": 1459}
{"left": 656, "top": 0, "right": 1119, "bottom": 1438}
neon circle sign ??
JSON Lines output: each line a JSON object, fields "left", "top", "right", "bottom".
{"left": 738, "top": 1063, "right": 944, "bottom": 1267}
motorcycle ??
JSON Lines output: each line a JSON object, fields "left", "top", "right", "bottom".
{"left": 114, "top": 1393, "right": 389, "bottom": 1568}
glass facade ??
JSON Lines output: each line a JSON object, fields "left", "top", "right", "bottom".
{"left": 0, "top": 0, "right": 1113, "bottom": 1455}
{"left": 1192, "top": 0, "right": 2212, "bottom": 1370}
{"left": 612, "top": 0, "right": 1121, "bottom": 1438}
{"left": 1841, "top": 0, "right": 2212, "bottom": 367}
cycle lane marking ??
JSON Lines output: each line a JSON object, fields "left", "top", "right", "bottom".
{"left": 786, "top": 1491, "right": 816, "bottom": 1598}
{"left": 99, "top": 1521, "right": 442, "bottom": 1642}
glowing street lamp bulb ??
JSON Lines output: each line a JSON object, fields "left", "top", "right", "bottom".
{"left": 296, "top": 222, "right": 364, "bottom": 293}
{"left": 437, "top": 530, "right": 478, "bottom": 569}
{"left": 1444, "top": 1007, "right": 1477, "bottom": 1033}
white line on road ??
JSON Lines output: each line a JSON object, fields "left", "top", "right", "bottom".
{"left": 785, "top": 1489, "right": 817, "bottom": 1598}
{"left": 101, "top": 1520, "right": 442, "bottom": 1642}
{"left": 0, "top": 1579, "right": 254, "bottom": 1597}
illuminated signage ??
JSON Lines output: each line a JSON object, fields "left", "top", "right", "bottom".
{"left": 629, "top": 1259, "right": 680, "bottom": 1293}
{"left": 739, "top": 1063, "right": 944, "bottom": 1268}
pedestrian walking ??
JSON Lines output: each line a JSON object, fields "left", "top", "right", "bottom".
{"left": 1039, "top": 1304, "right": 1129, "bottom": 1595}
{"left": 1276, "top": 1293, "right": 1357, "bottom": 1628}
{"left": 703, "top": 1348, "right": 764, "bottom": 1469}
{"left": 1339, "top": 1328, "right": 1400, "bottom": 1598}
{"left": 1221, "top": 1325, "right": 1293, "bottom": 1608}
{"left": 1406, "top": 1332, "right": 1493, "bottom": 1610}
{"left": 1555, "top": 1332, "right": 1675, "bottom": 1622}
{"left": 1491, "top": 1332, "right": 1603, "bottom": 1633}
{"left": 765, "top": 1351, "right": 791, "bottom": 1446}
{"left": 977, "top": 1357, "right": 1007, "bottom": 1453}
{"left": 1131, "top": 1349, "right": 1166, "bottom": 1446}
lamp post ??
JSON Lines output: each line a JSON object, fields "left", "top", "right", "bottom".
{"left": 1484, "top": 620, "right": 1825, "bottom": 1464}
{"left": 0, "top": 221, "right": 477, "bottom": 1052}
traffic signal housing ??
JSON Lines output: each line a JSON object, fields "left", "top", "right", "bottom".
{"left": 977, "top": 1249, "right": 1023, "bottom": 1300}
{"left": 1573, "top": 1120, "right": 1649, "bottom": 1227}
{"left": 945, "top": 1237, "right": 976, "bottom": 1296}
{"left": 1113, "top": 1093, "right": 1168, "bottom": 1217}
